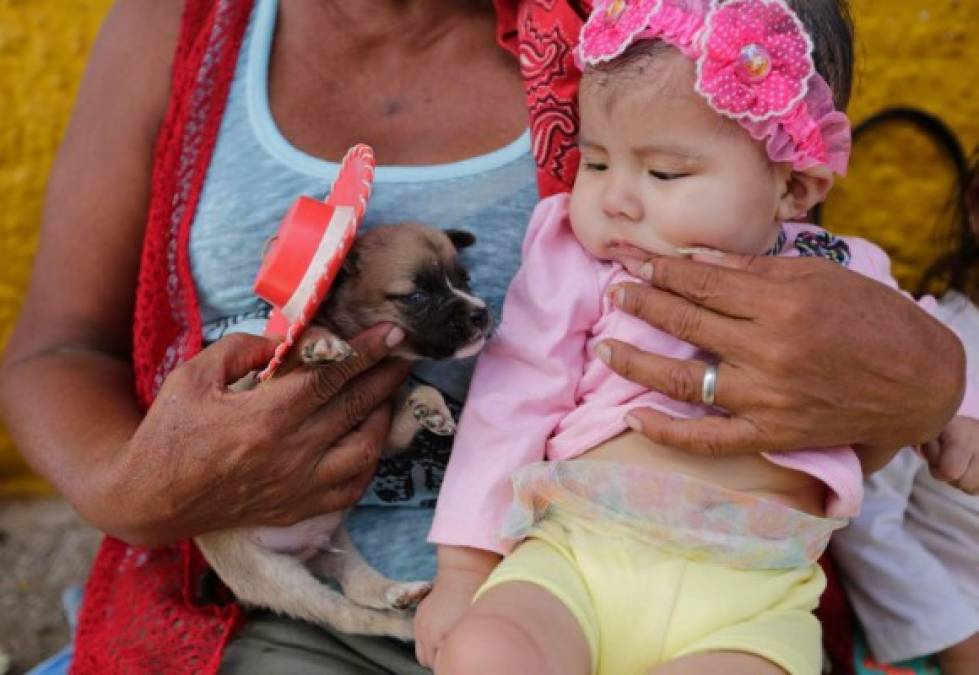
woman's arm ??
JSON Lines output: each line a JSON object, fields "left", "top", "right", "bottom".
{"left": 0, "top": 0, "right": 407, "bottom": 546}
{"left": 598, "top": 253, "right": 964, "bottom": 473}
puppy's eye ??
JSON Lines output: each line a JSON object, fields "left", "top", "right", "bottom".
{"left": 403, "top": 291, "right": 429, "bottom": 306}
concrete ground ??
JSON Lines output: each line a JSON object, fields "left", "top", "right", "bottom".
{"left": 0, "top": 498, "right": 101, "bottom": 675}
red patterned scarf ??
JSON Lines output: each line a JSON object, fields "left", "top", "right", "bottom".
{"left": 71, "top": 1, "right": 586, "bottom": 672}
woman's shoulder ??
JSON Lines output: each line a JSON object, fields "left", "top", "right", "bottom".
{"left": 88, "top": 0, "right": 185, "bottom": 130}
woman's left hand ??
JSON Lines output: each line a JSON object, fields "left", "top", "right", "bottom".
{"left": 598, "top": 252, "right": 966, "bottom": 473}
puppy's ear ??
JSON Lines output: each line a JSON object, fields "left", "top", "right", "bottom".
{"left": 341, "top": 249, "right": 360, "bottom": 276}
{"left": 445, "top": 229, "right": 476, "bottom": 250}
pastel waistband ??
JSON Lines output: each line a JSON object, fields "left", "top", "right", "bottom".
{"left": 500, "top": 461, "right": 846, "bottom": 570}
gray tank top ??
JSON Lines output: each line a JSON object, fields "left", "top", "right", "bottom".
{"left": 189, "top": 0, "right": 538, "bottom": 579}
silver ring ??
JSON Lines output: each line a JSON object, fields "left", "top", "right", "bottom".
{"left": 701, "top": 363, "right": 718, "bottom": 406}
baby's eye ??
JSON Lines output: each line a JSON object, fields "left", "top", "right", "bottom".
{"left": 648, "top": 170, "right": 688, "bottom": 181}
{"left": 583, "top": 162, "right": 608, "bottom": 172}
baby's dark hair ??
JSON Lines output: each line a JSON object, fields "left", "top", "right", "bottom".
{"left": 584, "top": 0, "right": 855, "bottom": 111}
{"left": 919, "top": 149, "right": 979, "bottom": 300}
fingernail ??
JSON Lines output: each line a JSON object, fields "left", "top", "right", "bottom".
{"left": 595, "top": 342, "right": 611, "bottom": 363}
{"left": 676, "top": 246, "right": 725, "bottom": 258}
{"left": 385, "top": 326, "right": 405, "bottom": 348}
{"left": 639, "top": 262, "right": 653, "bottom": 280}
{"left": 609, "top": 286, "right": 624, "bottom": 306}
{"left": 625, "top": 414, "right": 643, "bottom": 432}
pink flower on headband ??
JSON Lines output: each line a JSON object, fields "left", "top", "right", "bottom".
{"left": 695, "top": 0, "right": 814, "bottom": 120}
{"left": 579, "top": 0, "right": 663, "bottom": 64}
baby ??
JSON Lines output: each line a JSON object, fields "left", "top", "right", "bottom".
{"left": 416, "top": 1, "right": 979, "bottom": 674}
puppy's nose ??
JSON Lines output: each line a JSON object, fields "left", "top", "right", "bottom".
{"left": 469, "top": 307, "right": 489, "bottom": 330}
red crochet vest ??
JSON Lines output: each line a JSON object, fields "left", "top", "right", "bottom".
{"left": 71, "top": 1, "right": 586, "bottom": 672}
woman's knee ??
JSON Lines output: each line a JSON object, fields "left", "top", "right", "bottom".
{"left": 435, "top": 611, "right": 554, "bottom": 675}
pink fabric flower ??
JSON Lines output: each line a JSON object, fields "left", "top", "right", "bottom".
{"left": 578, "top": 0, "right": 663, "bottom": 64}
{"left": 695, "top": 0, "right": 815, "bottom": 120}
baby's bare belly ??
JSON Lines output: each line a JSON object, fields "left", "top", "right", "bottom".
{"left": 579, "top": 431, "right": 826, "bottom": 516}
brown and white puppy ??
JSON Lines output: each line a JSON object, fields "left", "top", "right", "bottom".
{"left": 195, "top": 223, "right": 489, "bottom": 640}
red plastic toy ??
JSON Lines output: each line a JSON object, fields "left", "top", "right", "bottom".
{"left": 253, "top": 144, "right": 376, "bottom": 381}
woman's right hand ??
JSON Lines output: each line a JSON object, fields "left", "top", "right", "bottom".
{"left": 100, "top": 323, "right": 410, "bottom": 547}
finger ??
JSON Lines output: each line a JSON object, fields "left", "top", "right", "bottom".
{"left": 310, "top": 403, "right": 391, "bottom": 488}
{"left": 687, "top": 250, "right": 771, "bottom": 272}
{"left": 416, "top": 635, "right": 433, "bottom": 669}
{"left": 265, "top": 323, "right": 405, "bottom": 418}
{"left": 952, "top": 453, "right": 978, "bottom": 495}
{"left": 610, "top": 283, "right": 749, "bottom": 354}
{"left": 631, "top": 255, "right": 765, "bottom": 320}
{"left": 598, "top": 340, "right": 746, "bottom": 410}
{"left": 197, "top": 332, "right": 280, "bottom": 384}
{"left": 297, "top": 359, "right": 411, "bottom": 439}
{"left": 626, "top": 407, "right": 777, "bottom": 456}
{"left": 920, "top": 438, "right": 942, "bottom": 465}
{"left": 930, "top": 440, "right": 969, "bottom": 484}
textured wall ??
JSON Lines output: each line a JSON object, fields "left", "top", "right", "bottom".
{"left": 823, "top": 0, "right": 979, "bottom": 289}
{"left": 1, "top": 0, "right": 979, "bottom": 493}
{"left": 0, "top": 0, "right": 114, "bottom": 494}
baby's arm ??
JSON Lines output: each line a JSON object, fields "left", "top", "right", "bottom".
{"left": 414, "top": 545, "right": 502, "bottom": 667}
{"left": 419, "top": 195, "right": 598, "bottom": 663}
{"left": 921, "top": 415, "right": 979, "bottom": 494}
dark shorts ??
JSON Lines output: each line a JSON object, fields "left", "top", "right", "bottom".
{"left": 220, "top": 611, "right": 430, "bottom": 675}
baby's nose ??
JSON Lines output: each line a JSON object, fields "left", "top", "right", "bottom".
{"left": 602, "top": 176, "right": 642, "bottom": 221}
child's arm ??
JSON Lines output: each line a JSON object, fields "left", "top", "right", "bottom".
{"left": 419, "top": 195, "right": 598, "bottom": 663}
{"left": 427, "top": 193, "right": 600, "bottom": 554}
{"left": 921, "top": 415, "right": 979, "bottom": 494}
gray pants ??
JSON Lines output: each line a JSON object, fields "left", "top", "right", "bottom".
{"left": 220, "top": 611, "right": 431, "bottom": 675}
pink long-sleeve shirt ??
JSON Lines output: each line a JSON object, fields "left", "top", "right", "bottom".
{"left": 429, "top": 193, "right": 979, "bottom": 555}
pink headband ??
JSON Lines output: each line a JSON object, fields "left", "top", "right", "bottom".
{"left": 577, "top": 0, "right": 851, "bottom": 176}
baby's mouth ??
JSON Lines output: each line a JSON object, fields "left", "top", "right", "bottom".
{"left": 606, "top": 242, "right": 651, "bottom": 259}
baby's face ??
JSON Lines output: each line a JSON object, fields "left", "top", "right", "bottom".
{"left": 570, "top": 49, "right": 789, "bottom": 268}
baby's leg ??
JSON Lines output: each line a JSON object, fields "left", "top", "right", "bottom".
{"left": 648, "top": 651, "right": 786, "bottom": 675}
{"left": 435, "top": 581, "right": 590, "bottom": 675}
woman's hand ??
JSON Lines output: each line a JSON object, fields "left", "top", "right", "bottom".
{"left": 94, "top": 323, "right": 411, "bottom": 546}
{"left": 598, "top": 253, "right": 965, "bottom": 472}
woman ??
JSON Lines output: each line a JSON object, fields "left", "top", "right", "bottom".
{"left": 0, "top": 0, "right": 966, "bottom": 673}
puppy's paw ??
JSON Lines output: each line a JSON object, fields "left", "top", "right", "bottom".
{"left": 407, "top": 386, "right": 456, "bottom": 436}
{"left": 385, "top": 581, "right": 432, "bottom": 610}
{"left": 228, "top": 370, "right": 260, "bottom": 392}
{"left": 302, "top": 335, "right": 356, "bottom": 364}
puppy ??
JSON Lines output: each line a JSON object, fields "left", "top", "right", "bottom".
{"left": 195, "top": 223, "right": 490, "bottom": 640}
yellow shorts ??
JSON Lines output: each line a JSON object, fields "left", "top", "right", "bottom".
{"left": 475, "top": 512, "right": 826, "bottom": 675}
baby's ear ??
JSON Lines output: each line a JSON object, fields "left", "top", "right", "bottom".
{"left": 776, "top": 166, "right": 834, "bottom": 221}
{"left": 445, "top": 229, "right": 476, "bottom": 250}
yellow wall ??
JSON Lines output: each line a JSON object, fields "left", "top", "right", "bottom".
{"left": 0, "top": 0, "right": 114, "bottom": 494}
{"left": 1, "top": 0, "right": 978, "bottom": 494}
{"left": 822, "top": 0, "right": 979, "bottom": 289}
